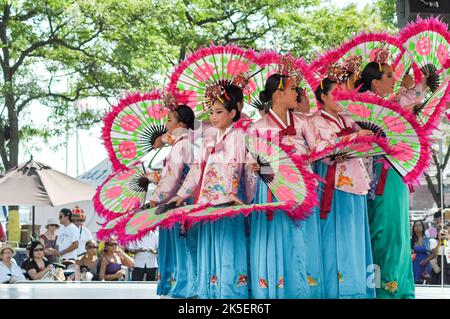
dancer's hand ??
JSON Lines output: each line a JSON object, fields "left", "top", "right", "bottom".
{"left": 153, "top": 136, "right": 164, "bottom": 149}
{"left": 168, "top": 196, "right": 184, "bottom": 206}
{"left": 247, "top": 162, "right": 260, "bottom": 172}
{"left": 356, "top": 129, "right": 373, "bottom": 137}
{"left": 148, "top": 200, "right": 157, "bottom": 208}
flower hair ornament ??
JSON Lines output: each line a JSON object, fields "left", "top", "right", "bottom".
{"left": 320, "top": 55, "right": 362, "bottom": 89}
{"left": 277, "top": 54, "right": 304, "bottom": 90}
{"left": 203, "top": 82, "right": 228, "bottom": 109}
{"left": 162, "top": 90, "right": 179, "bottom": 111}
{"left": 371, "top": 45, "right": 393, "bottom": 72}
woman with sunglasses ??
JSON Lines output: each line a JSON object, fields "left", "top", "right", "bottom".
{"left": 98, "top": 238, "right": 134, "bottom": 281}
{"left": 39, "top": 218, "right": 60, "bottom": 263}
{"left": 22, "top": 241, "right": 54, "bottom": 280}
{"left": 76, "top": 240, "right": 100, "bottom": 281}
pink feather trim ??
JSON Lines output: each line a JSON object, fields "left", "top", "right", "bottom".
{"left": 398, "top": 16, "right": 450, "bottom": 54}
{"left": 310, "top": 32, "right": 402, "bottom": 75}
{"left": 333, "top": 89, "right": 432, "bottom": 185}
{"left": 168, "top": 44, "right": 258, "bottom": 95}
{"left": 102, "top": 90, "right": 163, "bottom": 172}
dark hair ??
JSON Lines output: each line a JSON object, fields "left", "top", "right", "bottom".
{"left": 172, "top": 104, "right": 195, "bottom": 130}
{"left": 216, "top": 84, "right": 241, "bottom": 122}
{"left": 60, "top": 208, "right": 72, "bottom": 222}
{"left": 411, "top": 220, "right": 427, "bottom": 249}
{"left": 314, "top": 78, "right": 337, "bottom": 104}
{"left": 354, "top": 61, "right": 387, "bottom": 93}
{"left": 434, "top": 210, "right": 442, "bottom": 220}
{"left": 259, "top": 73, "right": 289, "bottom": 105}
{"left": 28, "top": 240, "right": 44, "bottom": 259}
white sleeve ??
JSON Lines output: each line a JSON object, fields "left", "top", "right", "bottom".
{"left": 71, "top": 226, "right": 80, "bottom": 243}
{"left": 0, "top": 265, "right": 10, "bottom": 283}
{"left": 429, "top": 238, "right": 438, "bottom": 250}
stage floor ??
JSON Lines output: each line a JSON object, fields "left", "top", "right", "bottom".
{"left": 0, "top": 283, "right": 448, "bottom": 299}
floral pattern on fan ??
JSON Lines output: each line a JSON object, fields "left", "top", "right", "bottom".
{"left": 102, "top": 91, "right": 169, "bottom": 171}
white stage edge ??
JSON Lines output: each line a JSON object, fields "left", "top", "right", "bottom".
{"left": 0, "top": 283, "right": 449, "bottom": 299}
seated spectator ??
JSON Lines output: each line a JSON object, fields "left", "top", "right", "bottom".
{"left": 76, "top": 240, "right": 99, "bottom": 281}
{"left": 98, "top": 238, "right": 134, "bottom": 281}
{"left": 411, "top": 220, "right": 435, "bottom": 284}
{"left": 39, "top": 218, "right": 59, "bottom": 263}
{"left": 0, "top": 244, "right": 25, "bottom": 283}
{"left": 22, "top": 241, "right": 54, "bottom": 280}
{"left": 126, "top": 231, "right": 158, "bottom": 281}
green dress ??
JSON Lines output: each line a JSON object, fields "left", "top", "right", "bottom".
{"left": 367, "top": 163, "right": 415, "bottom": 299}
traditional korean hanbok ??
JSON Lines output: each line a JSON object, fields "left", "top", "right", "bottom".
{"left": 308, "top": 110, "right": 375, "bottom": 299}
{"left": 247, "top": 109, "right": 323, "bottom": 299}
{"left": 366, "top": 86, "right": 426, "bottom": 299}
{"left": 149, "top": 128, "right": 198, "bottom": 298}
{"left": 176, "top": 126, "right": 252, "bottom": 299}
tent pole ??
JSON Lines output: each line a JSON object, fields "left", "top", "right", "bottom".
{"left": 32, "top": 206, "right": 35, "bottom": 239}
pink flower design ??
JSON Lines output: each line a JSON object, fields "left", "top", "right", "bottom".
{"left": 237, "top": 274, "right": 248, "bottom": 287}
{"left": 348, "top": 103, "right": 371, "bottom": 118}
{"left": 391, "top": 142, "right": 414, "bottom": 162}
{"left": 120, "top": 115, "right": 141, "bottom": 132}
{"left": 147, "top": 103, "right": 168, "bottom": 120}
{"left": 121, "top": 197, "right": 141, "bottom": 211}
{"left": 118, "top": 141, "right": 137, "bottom": 159}
{"left": 394, "top": 63, "right": 404, "bottom": 81}
{"left": 437, "top": 44, "right": 449, "bottom": 66}
{"left": 105, "top": 186, "right": 123, "bottom": 199}
{"left": 243, "top": 80, "right": 256, "bottom": 95}
{"left": 227, "top": 59, "right": 249, "bottom": 76}
{"left": 275, "top": 185, "right": 295, "bottom": 202}
{"left": 193, "top": 63, "right": 214, "bottom": 82}
{"left": 279, "top": 164, "right": 299, "bottom": 183}
{"left": 116, "top": 169, "right": 136, "bottom": 181}
{"left": 210, "top": 275, "right": 218, "bottom": 285}
{"left": 416, "top": 36, "right": 431, "bottom": 56}
{"left": 383, "top": 116, "right": 406, "bottom": 133}
{"left": 259, "top": 278, "right": 268, "bottom": 288}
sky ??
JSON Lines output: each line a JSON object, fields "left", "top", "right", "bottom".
{"left": 22, "top": 0, "right": 381, "bottom": 178}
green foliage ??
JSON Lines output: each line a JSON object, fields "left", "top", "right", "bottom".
{"left": 0, "top": 0, "right": 396, "bottom": 169}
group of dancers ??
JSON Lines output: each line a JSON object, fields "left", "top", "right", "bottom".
{"left": 94, "top": 16, "right": 450, "bottom": 299}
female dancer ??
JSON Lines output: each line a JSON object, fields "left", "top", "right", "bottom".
{"left": 148, "top": 104, "right": 197, "bottom": 298}
{"left": 309, "top": 76, "right": 376, "bottom": 299}
{"left": 247, "top": 72, "right": 321, "bottom": 298}
{"left": 168, "top": 84, "right": 252, "bottom": 299}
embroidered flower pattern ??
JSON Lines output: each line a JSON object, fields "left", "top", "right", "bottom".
{"left": 170, "top": 273, "right": 176, "bottom": 286}
{"left": 307, "top": 276, "right": 318, "bottom": 287}
{"left": 210, "top": 275, "right": 218, "bottom": 285}
{"left": 259, "top": 278, "right": 268, "bottom": 289}
{"left": 384, "top": 281, "right": 398, "bottom": 294}
{"left": 237, "top": 274, "right": 248, "bottom": 287}
{"left": 338, "top": 272, "right": 344, "bottom": 283}
{"left": 276, "top": 276, "right": 284, "bottom": 289}
{"left": 337, "top": 166, "right": 353, "bottom": 188}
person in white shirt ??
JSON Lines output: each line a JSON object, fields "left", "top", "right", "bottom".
{"left": 55, "top": 208, "right": 79, "bottom": 264}
{"left": 0, "top": 244, "right": 26, "bottom": 283}
{"left": 126, "top": 231, "right": 158, "bottom": 281}
{"left": 71, "top": 207, "right": 93, "bottom": 256}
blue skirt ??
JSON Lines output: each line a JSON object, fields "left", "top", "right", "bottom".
{"left": 156, "top": 223, "right": 198, "bottom": 298}
{"left": 249, "top": 178, "right": 312, "bottom": 299}
{"left": 196, "top": 215, "right": 249, "bottom": 299}
{"left": 316, "top": 161, "right": 376, "bottom": 299}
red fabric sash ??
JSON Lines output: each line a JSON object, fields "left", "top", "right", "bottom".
{"left": 320, "top": 123, "right": 355, "bottom": 219}
{"left": 375, "top": 166, "right": 389, "bottom": 196}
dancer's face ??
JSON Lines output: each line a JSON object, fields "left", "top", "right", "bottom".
{"left": 372, "top": 64, "right": 395, "bottom": 97}
{"left": 321, "top": 83, "right": 342, "bottom": 114}
{"left": 210, "top": 101, "right": 235, "bottom": 130}
{"left": 167, "top": 111, "right": 185, "bottom": 134}
{"left": 276, "top": 78, "right": 298, "bottom": 110}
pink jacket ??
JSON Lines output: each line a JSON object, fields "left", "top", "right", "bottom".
{"left": 149, "top": 131, "right": 196, "bottom": 203}
{"left": 177, "top": 126, "right": 254, "bottom": 205}
{"left": 307, "top": 111, "right": 371, "bottom": 195}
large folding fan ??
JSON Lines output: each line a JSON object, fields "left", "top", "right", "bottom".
{"left": 93, "top": 162, "right": 159, "bottom": 221}
{"left": 333, "top": 90, "right": 431, "bottom": 185}
{"left": 399, "top": 16, "right": 450, "bottom": 93}
{"left": 310, "top": 32, "right": 417, "bottom": 94}
{"left": 308, "top": 136, "right": 394, "bottom": 163}
{"left": 102, "top": 91, "right": 169, "bottom": 171}
{"left": 168, "top": 44, "right": 260, "bottom": 120}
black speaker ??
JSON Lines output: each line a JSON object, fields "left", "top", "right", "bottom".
{"left": 397, "top": 0, "right": 450, "bottom": 27}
